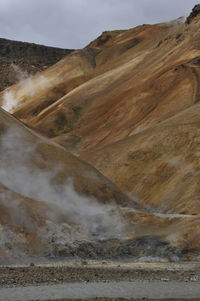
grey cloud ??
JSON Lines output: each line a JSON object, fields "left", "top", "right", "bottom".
{"left": 0, "top": 0, "right": 198, "bottom": 48}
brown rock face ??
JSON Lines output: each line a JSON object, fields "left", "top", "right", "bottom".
{"left": 0, "top": 38, "right": 73, "bottom": 91}
{"left": 186, "top": 4, "right": 200, "bottom": 24}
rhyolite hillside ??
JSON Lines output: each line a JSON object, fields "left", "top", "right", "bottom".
{"left": 0, "top": 5, "right": 200, "bottom": 263}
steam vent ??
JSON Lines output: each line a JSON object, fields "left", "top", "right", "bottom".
{"left": 0, "top": 3, "right": 200, "bottom": 268}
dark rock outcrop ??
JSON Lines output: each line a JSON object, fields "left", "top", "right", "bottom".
{"left": 0, "top": 38, "right": 73, "bottom": 91}
{"left": 186, "top": 4, "right": 200, "bottom": 24}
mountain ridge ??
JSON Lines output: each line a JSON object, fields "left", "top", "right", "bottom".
{"left": 0, "top": 37, "right": 73, "bottom": 92}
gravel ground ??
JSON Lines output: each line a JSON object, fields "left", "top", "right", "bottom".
{"left": 35, "top": 299, "right": 200, "bottom": 301}
{"left": 1, "top": 262, "right": 200, "bottom": 287}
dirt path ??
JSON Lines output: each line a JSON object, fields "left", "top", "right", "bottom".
{"left": 1, "top": 280, "right": 200, "bottom": 300}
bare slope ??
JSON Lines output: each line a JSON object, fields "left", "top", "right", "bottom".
{"left": 6, "top": 14, "right": 200, "bottom": 152}
{"left": 82, "top": 103, "right": 200, "bottom": 215}
{"left": 1, "top": 108, "right": 200, "bottom": 261}
{"left": 2, "top": 7, "right": 199, "bottom": 214}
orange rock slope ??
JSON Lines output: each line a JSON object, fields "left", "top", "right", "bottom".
{"left": 0, "top": 5, "right": 200, "bottom": 261}
{"left": 1, "top": 107, "right": 200, "bottom": 262}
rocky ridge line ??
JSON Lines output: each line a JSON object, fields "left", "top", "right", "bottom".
{"left": 0, "top": 38, "right": 73, "bottom": 91}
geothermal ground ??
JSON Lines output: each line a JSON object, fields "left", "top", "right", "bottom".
{"left": 0, "top": 3, "right": 200, "bottom": 300}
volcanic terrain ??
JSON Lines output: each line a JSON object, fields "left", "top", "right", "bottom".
{"left": 0, "top": 5, "right": 200, "bottom": 263}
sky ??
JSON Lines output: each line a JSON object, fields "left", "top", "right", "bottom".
{"left": 0, "top": 0, "right": 198, "bottom": 49}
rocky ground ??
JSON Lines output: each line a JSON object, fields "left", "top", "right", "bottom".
{"left": 1, "top": 262, "right": 200, "bottom": 287}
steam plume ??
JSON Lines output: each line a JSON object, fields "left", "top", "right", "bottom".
{"left": 0, "top": 126, "right": 124, "bottom": 240}
{"left": 1, "top": 91, "right": 17, "bottom": 112}
{"left": 1, "top": 64, "right": 51, "bottom": 113}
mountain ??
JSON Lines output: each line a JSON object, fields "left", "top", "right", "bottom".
{"left": 0, "top": 38, "right": 73, "bottom": 92}
{"left": 2, "top": 107, "right": 199, "bottom": 262}
{"left": 0, "top": 108, "right": 135, "bottom": 261}
{"left": 0, "top": 5, "right": 200, "bottom": 262}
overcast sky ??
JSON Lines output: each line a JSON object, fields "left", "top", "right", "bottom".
{"left": 0, "top": 0, "right": 198, "bottom": 49}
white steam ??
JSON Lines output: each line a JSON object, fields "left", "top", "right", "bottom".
{"left": 1, "top": 64, "right": 51, "bottom": 113}
{"left": 1, "top": 91, "right": 17, "bottom": 112}
{"left": 19, "top": 74, "right": 50, "bottom": 97}
{"left": 165, "top": 16, "right": 187, "bottom": 27}
{"left": 0, "top": 126, "right": 124, "bottom": 240}
{"left": 11, "top": 63, "right": 29, "bottom": 82}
